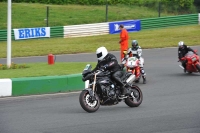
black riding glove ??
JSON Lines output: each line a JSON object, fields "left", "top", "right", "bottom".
{"left": 100, "top": 64, "right": 108, "bottom": 71}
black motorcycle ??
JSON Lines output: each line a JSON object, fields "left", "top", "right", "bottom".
{"left": 79, "top": 64, "right": 143, "bottom": 113}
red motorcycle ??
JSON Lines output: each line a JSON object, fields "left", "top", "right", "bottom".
{"left": 179, "top": 50, "right": 200, "bottom": 73}
{"left": 122, "top": 55, "right": 141, "bottom": 84}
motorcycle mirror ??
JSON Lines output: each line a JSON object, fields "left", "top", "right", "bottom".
{"left": 84, "top": 64, "right": 92, "bottom": 71}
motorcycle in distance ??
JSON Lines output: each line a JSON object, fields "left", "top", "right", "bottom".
{"left": 121, "top": 51, "right": 142, "bottom": 84}
{"left": 79, "top": 64, "right": 143, "bottom": 113}
{"left": 178, "top": 50, "right": 200, "bottom": 73}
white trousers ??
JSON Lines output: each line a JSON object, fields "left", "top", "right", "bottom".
{"left": 139, "top": 57, "right": 144, "bottom": 67}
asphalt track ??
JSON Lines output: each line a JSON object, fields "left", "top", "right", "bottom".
{"left": 0, "top": 46, "right": 200, "bottom": 133}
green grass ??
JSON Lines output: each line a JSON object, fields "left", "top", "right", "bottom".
{"left": 0, "top": 2, "right": 174, "bottom": 29}
{"left": 0, "top": 62, "right": 97, "bottom": 78}
{"left": 0, "top": 25, "right": 200, "bottom": 58}
{"left": 0, "top": 3, "right": 200, "bottom": 79}
{"left": 0, "top": 25, "right": 200, "bottom": 78}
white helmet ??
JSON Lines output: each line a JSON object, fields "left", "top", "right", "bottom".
{"left": 178, "top": 41, "right": 184, "bottom": 48}
{"left": 96, "top": 46, "right": 108, "bottom": 61}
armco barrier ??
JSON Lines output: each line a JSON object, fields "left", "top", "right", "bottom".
{"left": 199, "top": 13, "right": 200, "bottom": 25}
{"left": 50, "top": 26, "right": 64, "bottom": 38}
{"left": 10, "top": 74, "right": 83, "bottom": 96}
{"left": 0, "top": 30, "right": 15, "bottom": 41}
{"left": 141, "top": 14, "right": 198, "bottom": 30}
{"left": 0, "top": 14, "right": 198, "bottom": 41}
{"left": 64, "top": 22, "right": 109, "bottom": 38}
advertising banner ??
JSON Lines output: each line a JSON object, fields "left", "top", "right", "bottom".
{"left": 13, "top": 27, "right": 50, "bottom": 40}
{"left": 109, "top": 20, "right": 141, "bottom": 34}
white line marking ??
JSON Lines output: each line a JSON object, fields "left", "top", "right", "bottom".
{"left": 0, "top": 91, "right": 81, "bottom": 101}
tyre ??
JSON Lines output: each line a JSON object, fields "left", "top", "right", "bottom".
{"left": 135, "top": 77, "right": 140, "bottom": 83}
{"left": 135, "top": 80, "right": 139, "bottom": 83}
{"left": 79, "top": 90, "right": 100, "bottom": 113}
{"left": 196, "top": 64, "right": 200, "bottom": 72}
{"left": 135, "top": 76, "right": 141, "bottom": 83}
{"left": 125, "top": 85, "right": 143, "bottom": 107}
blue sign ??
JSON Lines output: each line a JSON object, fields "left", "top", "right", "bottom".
{"left": 109, "top": 20, "right": 141, "bottom": 34}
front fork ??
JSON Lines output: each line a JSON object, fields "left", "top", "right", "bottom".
{"left": 193, "top": 62, "right": 200, "bottom": 72}
{"left": 127, "top": 67, "right": 141, "bottom": 79}
{"left": 84, "top": 73, "right": 97, "bottom": 101}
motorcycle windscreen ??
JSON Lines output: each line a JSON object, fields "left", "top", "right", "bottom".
{"left": 84, "top": 64, "right": 92, "bottom": 71}
{"left": 126, "top": 57, "right": 138, "bottom": 68}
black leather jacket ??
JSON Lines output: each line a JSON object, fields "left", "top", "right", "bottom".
{"left": 91, "top": 53, "right": 121, "bottom": 73}
{"left": 178, "top": 45, "right": 195, "bottom": 59}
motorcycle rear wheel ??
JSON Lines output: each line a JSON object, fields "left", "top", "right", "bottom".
{"left": 125, "top": 85, "right": 143, "bottom": 107}
{"left": 79, "top": 90, "right": 100, "bottom": 113}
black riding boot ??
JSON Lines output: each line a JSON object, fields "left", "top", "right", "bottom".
{"left": 182, "top": 63, "right": 186, "bottom": 73}
{"left": 142, "top": 76, "right": 146, "bottom": 84}
{"left": 140, "top": 68, "right": 146, "bottom": 84}
{"left": 118, "top": 85, "right": 127, "bottom": 99}
{"left": 112, "top": 71, "right": 127, "bottom": 98}
{"left": 121, "top": 85, "right": 126, "bottom": 95}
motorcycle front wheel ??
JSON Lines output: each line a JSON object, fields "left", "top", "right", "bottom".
{"left": 196, "top": 64, "right": 200, "bottom": 72}
{"left": 79, "top": 90, "right": 100, "bottom": 113}
{"left": 125, "top": 85, "right": 143, "bottom": 107}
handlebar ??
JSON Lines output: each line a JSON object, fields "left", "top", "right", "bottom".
{"left": 94, "top": 70, "right": 110, "bottom": 76}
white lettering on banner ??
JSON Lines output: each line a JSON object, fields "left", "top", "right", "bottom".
{"left": 124, "top": 25, "right": 136, "bottom": 29}
{"left": 114, "top": 24, "right": 136, "bottom": 31}
{"left": 114, "top": 24, "right": 120, "bottom": 31}
{"left": 13, "top": 27, "right": 50, "bottom": 40}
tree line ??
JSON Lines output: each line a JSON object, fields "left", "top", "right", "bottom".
{"left": 1, "top": 0, "right": 200, "bottom": 12}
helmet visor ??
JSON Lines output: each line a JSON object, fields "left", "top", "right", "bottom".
{"left": 132, "top": 44, "right": 136, "bottom": 47}
{"left": 97, "top": 52, "right": 102, "bottom": 58}
{"left": 179, "top": 45, "right": 183, "bottom": 49}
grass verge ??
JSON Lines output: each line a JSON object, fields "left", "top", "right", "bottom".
{"left": 0, "top": 62, "right": 97, "bottom": 78}
{"left": 0, "top": 25, "right": 200, "bottom": 58}
{"left": 0, "top": 25, "right": 200, "bottom": 78}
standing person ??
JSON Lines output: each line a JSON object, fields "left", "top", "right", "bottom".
{"left": 119, "top": 24, "right": 129, "bottom": 61}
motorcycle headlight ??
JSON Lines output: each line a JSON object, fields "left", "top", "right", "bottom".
{"left": 192, "top": 57, "right": 197, "bottom": 62}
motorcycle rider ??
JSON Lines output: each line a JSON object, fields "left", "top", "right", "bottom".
{"left": 123, "top": 40, "right": 146, "bottom": 84}
{"left": 91, "top": 46, "right": 127, "bottom": 98}
{"left": 178, "top": 41, "right": 197, "bottom": 72}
